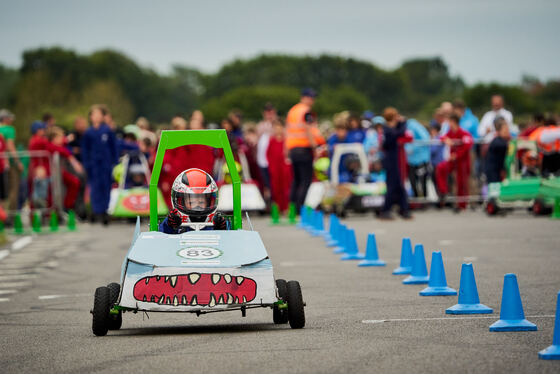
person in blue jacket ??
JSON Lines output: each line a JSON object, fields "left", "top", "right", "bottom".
{"left": 379, "top": 107, "right": 411, "bottom": 219}
{"left": 159, "top": 168, "right": 229, "bottom": 233}
{"left": 346, "top": 113, "right": 366, "bottom": 143}
{"left": 405, "top": 118, "right": 431, "bottom": 198}
{"left": 453, "top": 100, "right": 480, "bottom": 139}
{"left": 327, "top": 122, "right": 353, "bottom": 182}
{"left": 81, "top": 105, "right": 118, "bottom": 225}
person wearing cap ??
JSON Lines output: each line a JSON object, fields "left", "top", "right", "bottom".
{"left": 0, "top": 109, "right": 23, "bottom": 211}
{"left": 285, "top": 88, "right": 325, "bottom": 212}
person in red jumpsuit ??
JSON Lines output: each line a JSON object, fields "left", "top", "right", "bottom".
{"left": 28, "top": 124, "right": 83, "bottom": 210}
{"left": 267, "top": 119, "right": 293, "bottom": 213}
{"left": 435, "top": 114, "right": 473, "bottom": 210}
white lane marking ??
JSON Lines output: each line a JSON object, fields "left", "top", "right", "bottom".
{"left": 0, "top": 250, "right": 10, "bottom": 261}
{"left": 12, "top": 236, "right": 33, "bottom": 251}
{"left": 438, "top": 239, "right": 454, "bottom": 246}
{"left": 0, "top": 290, "right": 17, "bottom": 295}
{"left": 0, "top": 269, "right": 38, "bottom": 275}
{"left": 362, "top": 315, "right": 555, "bottom": 324}
{"left": 38, "top": 293, "right": 90, "bottom": 300}
{"left": 0, "top": 298, "right": 10, "bottom": 302}
{"left": 0, "top": 281, "right": 32, "bottom": 288}
{"left": 0, "top": 274, "right": 37, "bottom": 281}
{"left": 43, "top": 261, "right": 58, "bottom": 268}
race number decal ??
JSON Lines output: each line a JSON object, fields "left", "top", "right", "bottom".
{"left": 177, "top": 247, "right": 222, "bottom": 260}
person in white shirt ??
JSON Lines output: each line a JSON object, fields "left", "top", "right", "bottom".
{"left": 478, "top": 95, "right": 516, "bottom": 143}
{"left": 256, "top": 103, "right": 278, "bottom": 202}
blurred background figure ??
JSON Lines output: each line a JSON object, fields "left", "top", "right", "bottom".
{"left": 0, "top": 109, "right": 23, "bottom": 212}
{"left": 256, "top": 103, "right": 277, "bottom": 205}
{"left": 42, "top": 112, "right": 56, "bottom": 128}
{"left": 435, "top": 114, "right": 473, "bottom": 211}
{"left": 189, "top": 110, "right": 205, "bottom": 130}
{"left": 405, "top": 118, "right": 430, "bottom": 200}
{"left": 346, "top": 113, "right": 366, "bottom": 143}
{"left": 228, "top": 109, "right": 244, "bottom": 138}
{"left": 267, "top": 119, "right": 292, "bottom": 213}
{"left": 530, "top": 116, "right": 560, "bottom": 177}
{"left": 285, "top": 88, "right": 325, "bottom": 213}
{"left": 485, "top": 117, "right": 510, "bottom": 183}
{"left": 81, "top": 105, "right": 118, "bottom": 225}
{"left": 379, "top": 107, "right": 411, "bottom": 220}
{"left": 478, "top": 94, "right": 515, "bottom": 143}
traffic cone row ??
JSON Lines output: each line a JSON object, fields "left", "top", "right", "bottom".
{"left": 269, "top": 202, "right": 298, "bottom": 226}
{"left": 6, "top": 210, "right": 78, "bottom": 235}
{"left": 298, "top": 209, "right": 559, "bottom": 359}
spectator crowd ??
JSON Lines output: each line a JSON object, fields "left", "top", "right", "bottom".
{"left": 0, "top": 89, "right": 558, "bottom": 224}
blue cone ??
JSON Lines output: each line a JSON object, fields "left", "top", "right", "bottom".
{"left": 305, "top": 209, "right": 316, "bottom": 234}
{"left": 539, "top": 291, "right": 560, "bottom": 360}
{"left": 392, "top": 238, "right": 413, "bottom": 275}
{"left": 358, "top": 234, "right": 386, "bottom": 267}
{"left": 297, "top": 206, "right": 307, "bottom": 229}
{"left": 340, "top": 229, "right": 365, "bottom": 260}
{"left": 323, "top": 214, "right": 336, "bottom": 241}
{"left": 403, "top": 244, "right": 429, "bottom": 284}
{"left": 420, "top": 251, "right": 457, "bottom": 296}
{"left": 489, "top": 274, "right": 537, "bottom": 332}
{"left": 312, "top": 211, "right": 327, "bottom": 237}
{"left": 326, "top": 216, "right": 340, "bottom": 247}
{"left": 333, "top": 226, "right": 348, "bottom": 254}
{"left": 446, "top": 263, "right": 493, "bottom": 314}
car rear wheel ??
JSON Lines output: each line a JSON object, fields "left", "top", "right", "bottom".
{"left": 273, "top": 279, "right": 288, "bottom": 324}
{"left": 286, "top": 280, "right": 305, "bottom": 329}
{"left": 107, "top": 282, "right": 122, "bottom": 330}
{"left": 532, "top": 199, "right": 550, "bottom": 216}
{"left": 486, "top": 199, "right": 498, "bottom": 216}
{"left": 92, "top": 286, "right": 111, "bottom": 336}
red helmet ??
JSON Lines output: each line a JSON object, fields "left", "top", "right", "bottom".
{"left": 171, "top": 169, "right": 218, "bottom": 221}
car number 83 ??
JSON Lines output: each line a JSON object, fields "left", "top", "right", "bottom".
{"left": 178, "top": 247, "right": 222, "bottom": 260}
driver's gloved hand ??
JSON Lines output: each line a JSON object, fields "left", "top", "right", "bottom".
{"left": 167, "top": 209, "right": 182, "bottom": 229}
{"left": 213, "top": 214, "right": 227, "bottom": 230}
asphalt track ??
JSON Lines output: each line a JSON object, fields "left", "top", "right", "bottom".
{"left": 0, "top": 210, "right": 559, "bottom": 373}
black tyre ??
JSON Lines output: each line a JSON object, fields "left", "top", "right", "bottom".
{"left": 273, "top": 279, "right": 289, "bottom": 324}
{"left": 92, "top": 286, "right": 111, "bottom": 336}
{"left": 532, "top": 199, "right": 551, "bottom": 216}
{"left": 486, "top": 199, "right": 498, "bottom": 216}
{"left": 286, "top": 280, "right": 305, "bottom": 329}
{"left": 106, "top": 282, "right": 122, "bottom": 330}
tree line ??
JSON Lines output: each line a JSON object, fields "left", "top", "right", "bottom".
{"left": 0, "top": 47, "right": 558, "bottom": 142}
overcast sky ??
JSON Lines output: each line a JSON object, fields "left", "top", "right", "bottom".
{"left": 1, "top": 0, "right": 559, "bottom": 84}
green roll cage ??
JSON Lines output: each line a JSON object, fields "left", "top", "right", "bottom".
{"left": 148, "top": 130, "right": 242, "bottom": 231}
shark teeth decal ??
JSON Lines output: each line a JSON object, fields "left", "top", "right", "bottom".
{"left": 133, "top": 273, "right": 256, "bottom": 307}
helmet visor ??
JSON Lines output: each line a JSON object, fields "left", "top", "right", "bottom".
{"left": 172, "top": 189, "right": 218, "bottom": 217}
